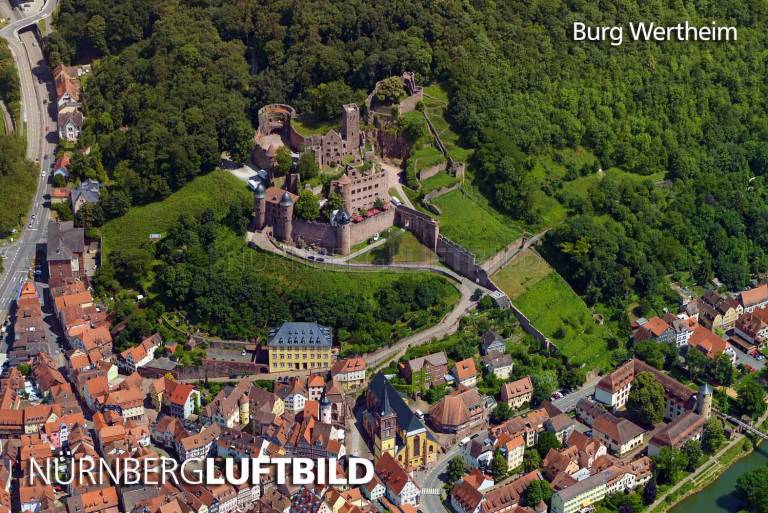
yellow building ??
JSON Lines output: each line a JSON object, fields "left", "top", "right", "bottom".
{"left": 362, "top": 373, "right": 440, "bottom": 471}
{"left": 267, "top": 322, "right": 333, "bottom": 372}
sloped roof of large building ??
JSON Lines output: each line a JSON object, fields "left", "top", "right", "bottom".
{"left": 268, "top": 322, "right": 332, "bottom": 348}
{"left": 501, "top": 376, "right": 533, "bottom": 401}
{"left": 404, "top": 351, "right": 447, "bottom": 373}
{"left": 740, "top": 284, "right": 768, "bottom": 308}
{"left": 650, "top": 411, "right": 707, "bottom": 448}
{"left": 47, "top": 221, "right": 84, "bottom": 262}
{"left": 593, "top": 413, "right": 645, "bottom": 444}
{"left": 482, "top": 470, "right": 543, "bottom": 513}
{"left": 597, "top": 359, "right": 696, "bottom": 406}
{"left": 688, "top": 326, "right": 727, "bottom": 359}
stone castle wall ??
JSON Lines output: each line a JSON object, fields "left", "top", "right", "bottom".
{"left": 394, "top": 206, "right": 439, "bottom": 249}
{"left": 290, "top": 208, "right": 396, "bottom": 254}
{"left": 349, "top": 208, "right": 396, "bottom": 245}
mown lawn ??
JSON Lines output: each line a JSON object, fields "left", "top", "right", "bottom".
{"left": 100, "top": 170, "right": 251, "bottom": 256}
{"left": 420, "top": 171, "right": 458, "bottom": 194}
{"left": 431, "top": 189, "right": 522, "bottom": 260}
{"left": 351, "top": 230, "right": 438, "bottom": 265}
{"left": 290, "top": 115, "right": 339, "bottom": 136}
{"left": 491, "top": 248, "right": 551, "bottom": 298}
{"left": 493, "top": 250, "right": 616, "bottom": 371}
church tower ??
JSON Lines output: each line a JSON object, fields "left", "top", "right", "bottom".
{"left": 375, "top": 385, "right": 397, "bottom": 457}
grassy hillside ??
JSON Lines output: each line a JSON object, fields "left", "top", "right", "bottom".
{"left": 493, "top": 249, "right": 618, "bottom": 371}
{"left": 100, "top": 170, "right": 251, "bottom": 256}
{"left": 431, "top": 188, "right": 523, "bottom": 261}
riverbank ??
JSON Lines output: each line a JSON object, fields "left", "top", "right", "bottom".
{"left": 648, "top": 412, "right": 768, "bottom": 513}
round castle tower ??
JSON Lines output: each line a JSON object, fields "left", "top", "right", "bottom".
{"left": 697, "top": 383, "right": 713, "bottom": 419}
{"left": 254, "top": 183, "right": 266, "bottom": 230}
{"left": 277, "top": 191, "right": 294, "bottom": 242}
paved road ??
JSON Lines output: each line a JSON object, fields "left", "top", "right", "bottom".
{"left": 418, "top": 445, "right": 461, "bottom": 513}
{"left": 552, "top": 374, "right": 602, "bottom": 412}
{"left": 0, "top": 0, "right": 58, "bottom": 333}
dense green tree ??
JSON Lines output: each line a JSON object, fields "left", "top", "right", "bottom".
{"left": 490, "top": 449, "right": 508, "bottom": 480}
{"left": 295, "top": 190, "right": 320, "bottom": 221}
{"left": 734, "top": 466, "right": 768, "bottom": 513}
{"left": 523, "top": 449, "right": 541, "bottom": 472}
{"left": 305, "top": 80, "right": 361, "bottom": 120}
{"left": 446, "top": 456, "right": 466, "bottom": 486}
{"left": 274, "top": 146, "right": 293, "bottom": 176}
{"left": 681, "top": 440, "right": 704, "bottom": 471}
{"left": 627, "top": 371, "right": 665, "bottom": 425}
{"left": 652, "top": 447, "right": 688, "bottom": 485}
{"left": 634, "top": 341, "right": 666, "bottom": 370}
{"left": 225, "top": 120, "right": 254, "bottom": 164}
{"left": 702, "top": 418, "right": 726, "bottom": 454}
{"left": 685, "top": 348, "right": 709, "bottom": 382}
{"left": 0, "top": 135, "right": 36, "bottom": 237}
{"left": 737, "top": 380, "right": 767, "bottom": 419}
{"left": 525, "top": 480, "right": 552, "bottom": 506}
{"left": 74, "top": 202, "right": 105, "bottom": 229}
{"left": 531, "top": 370, "right": 558, "bottom": 404}
{"left": 643, "top": 478, "right": 657, "bottom": 505}
{"left": 321, "top": 191, "right": 344, "bottom": 220}
{"left": 296, "top": 152, "right": 319, "bottom": 180}
{"left": 490, "top": 403, "right": 512, "bottom": 424}
{"left": 375, "top": 76, "right": 405, "bottom": 104}
{"left": 101, "top": 189, "right": 131, "bottom": 219}
{"left": 707, "top": 353, "right": 735, "bottom": 386}
{"left": 536, "top": 432, "right": 561, "bottom": 458}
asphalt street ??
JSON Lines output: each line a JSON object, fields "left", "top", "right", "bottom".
{"left": 0, "top": 0, "right": 59, "bottom": 352}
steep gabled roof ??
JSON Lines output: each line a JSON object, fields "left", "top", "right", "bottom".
{"left": 369, "top": 373, "right": 424, "bottom": 433}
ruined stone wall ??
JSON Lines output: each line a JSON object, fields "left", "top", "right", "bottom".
{"left": 377, "top": 131, "right": 410, "bottom": 160}
{"left": 417, "top": 161, "right": 447, "bottom": 181}
{"left": 398, "top": 90, "right": 424, "bottom": 116}
{"left": 423, "top": 183, "right": 461, "bottom": 204}
{"left": 291, "top": 219, "right": 340, "bottom": 251}
{"left": 349, "top": 208, "right": 396, "bottom": 245}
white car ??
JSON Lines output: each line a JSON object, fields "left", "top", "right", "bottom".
{"left": 41, "top": 171, "right": 46, "bottom": 177}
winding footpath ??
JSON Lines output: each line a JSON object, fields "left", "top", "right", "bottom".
{"left": 248, "top": 229, "right": 486, "bottom": 369}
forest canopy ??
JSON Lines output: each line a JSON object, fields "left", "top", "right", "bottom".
{"left": 51, "top": 0, "right": 768, "bottom": 311}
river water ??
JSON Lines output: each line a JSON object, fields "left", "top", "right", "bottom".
{"left": 669, "top": 444, "right": 768, "bottom": 513}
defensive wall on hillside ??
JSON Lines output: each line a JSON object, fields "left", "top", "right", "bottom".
{"left": 290, "top": 208, "right": 397, "bottom": 254}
